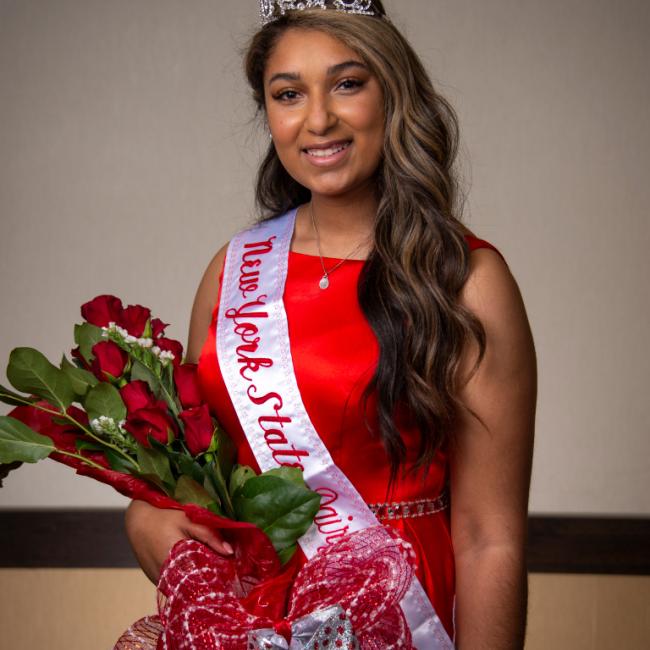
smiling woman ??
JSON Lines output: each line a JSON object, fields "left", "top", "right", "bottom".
{"left": 121, "top": 2, "right": 536, "bottom": 649}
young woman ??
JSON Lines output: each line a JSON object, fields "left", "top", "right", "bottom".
{"left": 124, "top": 2, "right": 536, "bottom": 648}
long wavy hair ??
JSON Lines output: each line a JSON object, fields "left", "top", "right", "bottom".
{"left": 244, "top": 2, "right": 486, "bottom": 486}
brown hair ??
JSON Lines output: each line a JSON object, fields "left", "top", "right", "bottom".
{"left": 244, "top": 4, "right": 486, "bottom": 488}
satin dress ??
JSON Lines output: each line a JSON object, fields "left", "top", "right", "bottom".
{"left": 197, "top": 232, "right": 504, "bottom": 639}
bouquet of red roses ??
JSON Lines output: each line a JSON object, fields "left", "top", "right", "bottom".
{"left": 0, "top": 295, "right": 421, "bottom": 649}
{"left": 0, "top": 295, "right": 321, "bottom": 577}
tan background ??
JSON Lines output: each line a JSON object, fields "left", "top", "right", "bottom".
{"left": 1, "top": 1, "right": 649, "bottom": 649}
{"left": 0, "top": 570, "right": 648, "bottom": 649}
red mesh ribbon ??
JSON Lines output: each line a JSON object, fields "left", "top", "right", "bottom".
{"left": 153, "top": 525, "right": 417, "bottom": 649}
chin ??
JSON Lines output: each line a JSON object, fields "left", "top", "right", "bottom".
{"left": 307, "top": 176, "right": 364, "bottom": 198}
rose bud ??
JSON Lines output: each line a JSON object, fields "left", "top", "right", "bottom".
{"left": 119, "top": 380, "right": 157, "bottom": 413}
{"left": 81, "top": 295, "right": 124, "bottom": 328}
{"left": 174, "top": 363, "right": 202, "bottom": 409}
{"left": 91, "top": 340, "right": 128, "bottom": 381}
{"left": 71, "top": 346, "right": 92, "bottom": 371}
{"left": 156, "top": 337, "right": 184, "bottom": 366}
{"left": 179, "top": 404, "right": 214, "bottom": 456}
{"left": 123, "top": 407, "right": 178, "bottom": 447}
{"left": 151, "top": 318, "right": 169, "bottom": 338}
{"left": 119, "top": 304, "right": 151, "bottom": 338}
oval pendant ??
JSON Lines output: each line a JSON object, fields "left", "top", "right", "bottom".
{"left": 319, "top": 275, "right": 330, "bottom": 290}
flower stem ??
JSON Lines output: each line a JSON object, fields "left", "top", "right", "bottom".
{"left": 54, "top": 449, "right": 106, "bottom": 471}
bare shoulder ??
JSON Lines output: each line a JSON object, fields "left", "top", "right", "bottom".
{"left": 460, "top": 248, "right": 532, "bottom": 363}
{"left": 185, "top": 242, "right": 230, "bottom": 364}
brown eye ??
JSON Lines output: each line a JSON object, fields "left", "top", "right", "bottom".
{"left": 273, "top": 89, "right": 300, "bottom": 102}
{"left": 337, "top": 78, "right": 364, "bottom": 91}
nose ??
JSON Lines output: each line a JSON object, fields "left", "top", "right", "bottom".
{"left": 305, "top": 92, "right": 337, "bottom": 135}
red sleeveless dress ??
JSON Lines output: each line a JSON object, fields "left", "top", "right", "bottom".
{"left": 197, "top": 232, "right": 504, "bottom": 639}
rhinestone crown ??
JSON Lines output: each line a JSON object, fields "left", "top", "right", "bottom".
{"left": 260, "top": 0, "right": 376, "bottom": 26}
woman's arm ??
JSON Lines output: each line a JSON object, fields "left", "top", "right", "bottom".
{"left": 124, "top": 243, "right": 231, "bottom": 585}
{"left": 450, "top": 248, "right": 537, "bottom": 649}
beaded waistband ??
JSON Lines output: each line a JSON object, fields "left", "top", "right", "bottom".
{"left": 367, "top": 488, "right": 450, "bottom": 521}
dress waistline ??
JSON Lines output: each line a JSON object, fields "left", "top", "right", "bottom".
{"left": 367, "top": 488, "right": 450, "bottom": 521}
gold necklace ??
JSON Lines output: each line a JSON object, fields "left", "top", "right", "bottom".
{"left": 309, "top": 202, "right": 369, "bottom": 290}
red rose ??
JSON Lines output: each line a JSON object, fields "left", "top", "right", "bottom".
{"left": 119, "top": 304, "right": 151, "bottom": 337}
{"left": 157, "top": 337, "right": 183, "bottom": 366}
{"left": 174, "top": 363, "right": 202, "bottom": 409}
{"left": 180, "top": 404, "right": 214, "bottom": 456}
{"left": 119, "top": 380, "right": 157, "bottom": 413}
{"left": 123, "top": 407, "right": 178, "bottom": 447}
{"left": 81, "top": 295, "right": 124, "bottom": 328}
{"left": 91, "top": 341, "right": 128, "bottom": 381}
{"left": 151, "top": 318, "right": 169, "bottom": 338}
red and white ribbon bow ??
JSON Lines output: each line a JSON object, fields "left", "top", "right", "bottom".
{"left": 156, "top": 525, "right": 418, "bottom": 649}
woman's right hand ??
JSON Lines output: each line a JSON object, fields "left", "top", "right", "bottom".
{"left": 125, "top": 499, "right": 234, "bottom": 585}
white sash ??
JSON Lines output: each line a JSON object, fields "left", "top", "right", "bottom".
{"left": 216, "top": 207, "right": 454, "bottom": 649}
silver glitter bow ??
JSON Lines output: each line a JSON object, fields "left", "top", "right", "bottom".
{"left": 248, "top": 604, "right": 358, "bottom": 649}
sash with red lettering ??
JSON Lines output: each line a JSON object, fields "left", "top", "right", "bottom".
{"left": 216, "top": 207, "right": 454, "bottom": 649}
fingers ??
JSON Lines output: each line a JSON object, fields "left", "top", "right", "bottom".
{"left": 184, "top": 523, "right": 234, "bottom": 556}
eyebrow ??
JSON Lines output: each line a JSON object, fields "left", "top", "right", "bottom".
{"left": 267, "top": 60, "right": 369, "bottom": 85}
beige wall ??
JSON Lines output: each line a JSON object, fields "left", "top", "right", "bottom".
{"left": 1, "top": 0, "right": 649, "bottom": 514}
{"left": 0, "top": 569, "right": 648, "bottom": 649}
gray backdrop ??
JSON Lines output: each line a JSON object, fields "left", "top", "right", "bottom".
{"left": 1, "top": 0, "right": 648, "bottom": 514}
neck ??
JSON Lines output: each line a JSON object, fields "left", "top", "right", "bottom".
{"left": 291, "top": 181, "right": 379, "bottom": 259}
{"left": 309, "top": 187, "right": 377, "bottom": 240}
{"left": 311, "top": 197, "right": 377, "bottom": 241}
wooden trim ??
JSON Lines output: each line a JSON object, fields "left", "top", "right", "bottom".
{"left": 0, "top": 509, "right": 134, "bottom": 568}
{"left": 527, "top": 515, "right": 650, "bottom": 575}
{"left": 0, "top": 510, "right": 648, "bottom": 574}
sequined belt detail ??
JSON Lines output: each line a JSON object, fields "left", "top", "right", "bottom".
{"left": 367, "top": 489, "right": 450, "bottom": 520}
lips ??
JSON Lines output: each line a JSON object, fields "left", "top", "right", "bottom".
{"left": 303, "top": 140, "right": 352, "bottom": 158}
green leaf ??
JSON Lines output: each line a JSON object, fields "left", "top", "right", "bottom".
{"left": 277, "top": 544, "right": 297, "bottom": 565}
{"left": 131, "top": 359, "right": 162, "bottom": 398}
{"left": 130, "top": 360, "right": 163, "bottom": 399}
{"left": 175, "top": 452, "right": 205, "bottom": 485}
{"left": 210, "top": 423, "right": 236, "bottom": 481}
{"left": 104, "top": 448, "right": 136, "bottom": 474}
{"left": 206, "top": 501, "right": 224, "bottom": 516}
{"left": 0, "top": 383, "right": 35, "bottom": 407}
{"left": 0, "top": 415, "right": 55, "bottom": 463}
{"left": 143, "top": 320, "right": 153, "bottom": 339}
{"left": 262, "top": 466, "right": 307, "bottom": 488}
{"left": 137, "top": 445, "right": 174, "bottom": 488}
{"left": 7, "top": 347, "right": 75, "bottom": 411}
{"left": 74, "top": 323, "right": 104, "bottom": 362}
{"left": 161, "top": 362, "right": 176, "bottom": 403}
{"left": 233, "top": 475, "right": 321, "bottom": 553}
{"left": 204, "top": 459, "right": 234, "bottom": 518}
{"left": 137, "top": 472, "right": 172, "bottom": 495}
{"left": 174, "top": 475, "right": 215, "bottom": 508}
{"left": 202, "top": 474, "right": 221, "bottom": 505}
{"left": 229, "top": 464, "right": 257, "bottom": 498}
{"left": 60, "top": 356, "right": 98, "bottom": 398}
{"left": 83, "top": 382, "right": 126, "bottom": 423}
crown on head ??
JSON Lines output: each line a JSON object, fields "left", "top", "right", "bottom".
{"left": 260, "top": 1, "right": 377, "bottom": 26}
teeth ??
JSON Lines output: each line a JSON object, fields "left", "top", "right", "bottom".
{"left": 306, "top": 141, "right": 351, "bottom": 157}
